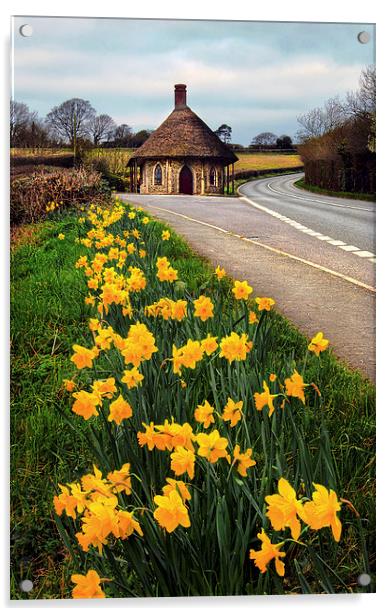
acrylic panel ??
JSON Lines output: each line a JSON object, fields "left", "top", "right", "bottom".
{"left": 10, "top": 15, "right": 376, "bottom": 600}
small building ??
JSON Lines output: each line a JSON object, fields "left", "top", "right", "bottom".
{"left": 127, "top": 84, "right": 237, "bottom": 195}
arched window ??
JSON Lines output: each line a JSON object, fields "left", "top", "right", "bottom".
{"left": 154, "top": 163, "right": 163, "bottom": 185}
{"left": 209, "top": 167, "right": 217, "bottom": 186}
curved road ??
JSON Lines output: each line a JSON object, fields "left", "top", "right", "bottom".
{"left": 118, "top": 175, "right": 376, "bottom": 380}
{"left": 239, "top": 173, "right": 375, "bottom": 257}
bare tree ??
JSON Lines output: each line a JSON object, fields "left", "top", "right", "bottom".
{"left": 88, "top": 114, "right": 117, "bottom": 146}
{"left": 296, "top": 96, "right": 347, "bottom": 143}
{"left": 345, "top": 65, "right": 376, "bottom": 119}
{"left": 46, "top": 98, "right": 96, "bottom": 153}
{"left": 296, "top": 66, "right": 376, "bottom": 143}
{"left": 10, "top": 101, "right": 37, "bottom": 145}
{"left": 251, "top": 132, "right": 277, "bottom": 146}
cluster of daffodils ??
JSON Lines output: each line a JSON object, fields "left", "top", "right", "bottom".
{"left": 54, "top": 464, "right": 142, "bottom": 556}
{"left": 54, "top": 200, "right": 334, "bottom": 598}
{"left": 250, "top": 479, "right": 342, "bottom": 577}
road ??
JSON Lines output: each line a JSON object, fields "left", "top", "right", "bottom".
{"left": 118, "top": 175, "right": 376, "bottom": 380}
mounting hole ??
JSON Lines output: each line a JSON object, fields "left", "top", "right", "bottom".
{"left": 19, "top": 579, "right": 33, "bottom": 593}
{"left": 357, "top": 573, "right": 371, "bottom": 586}
{"left": 19, "top": 24, "right": 33, "bottom": 37}
{"left": 357, "top": 31, "right": 370, "bottom": 44}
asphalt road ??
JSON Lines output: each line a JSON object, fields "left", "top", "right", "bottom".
{"left": 118, "top": 177, "right": 376, "bottom": 380}
{"left": 239, "top": 173, "right": 376, "bottom": 255}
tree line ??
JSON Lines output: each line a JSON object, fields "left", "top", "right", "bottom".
{"left": 10, "top": 98, "right": 152, "bottom": 151}
{"left": 296, "top": 65, "right": 376, "bottom": 194}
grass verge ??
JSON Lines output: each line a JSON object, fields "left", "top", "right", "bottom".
{"left": 11, "top": 205, "right": 375, "bottom": 598}
{"left": 294, "top": 178, "right": 376, "bottom": 202}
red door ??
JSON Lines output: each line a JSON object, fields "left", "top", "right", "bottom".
{"left": 179, "top": 165, "right": 193, "bottom": 194}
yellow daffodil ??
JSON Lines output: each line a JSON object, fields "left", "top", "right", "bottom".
{"left": 265, "top": 478, "right": 304, "bottom": 540}
{"left": 249, "top": 530, "right": 286, "bottom": 577}
{"left": 71, "top": 570, "right": 106, "bottom": 599}
{"left": 232, "top": 280, "right": 253, "bottom": 300}
{"left": 308, "top": 332, "right": 329, "bottom": 356}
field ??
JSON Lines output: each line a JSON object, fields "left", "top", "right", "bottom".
{"left": 234, "top": 153, "right": 303, "bottom": 173}
{"left": 11, "top": 148, "right": 303, "bottom": 179}
{"left": 10, "top": 199, "right": 375, "bottom": 599}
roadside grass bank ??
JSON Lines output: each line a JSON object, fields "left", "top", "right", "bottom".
{"left": 294, "top": 178, "right": 376, "bottom": 202}
{"left": 11, "top": 202, "right": 375, "bottom": 598}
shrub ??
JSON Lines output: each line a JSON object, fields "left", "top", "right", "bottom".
{"left": 10, "top": 168, "right": 111, "bottom": 225}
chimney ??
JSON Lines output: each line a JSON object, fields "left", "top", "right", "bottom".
{"left": 174, "top": 84, "right": 187, "bottom": 109}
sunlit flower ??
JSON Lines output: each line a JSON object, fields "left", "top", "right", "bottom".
{"left": 71, "top": 344, "right": 97, "bottom": 370}
{"left": 63, "top": 378, "right": 76, "bottom": 392}
{"left": 194, "top": 400, "right": 215, "bottom": 429}
{"left": 255, "top": 297, "right": 275, "bottom": 311}
{"left": 219, "top": 332, "right": 252, "bottom": 363}
{"left": 222, "top": 397, "right": 243, "bottom": 427}
{"left": 265, "top": 478, "right": 304, "bottom": 540}
{"left": 249, "top": 530, "right": 286, "bottom": 577}
{"left": 121, "top": 367, "right": 144, "bottom": 389}
{"left": 308, "top": 332, "right": 329, "bottom": 356}
{"left": 71, "top": 570, "right": 106, "bottom": 599}
{"left": 193, "top": 295, "right": 214, "bottom": 321}
{"left": 58, "top": 233, "right": 65, "bottom": 240}
{"left": 162, "top": 478, "right": 191, "bottom": 502}
{"left": 72, "top": 390, "right": 100, "bottom": 420}
{"left": 162, "top": 230, "right": 171, "bottom": 240}
{"left": 232, "top": 280, "right": 253, "bottom": 300}
{"left": 108, "top": 394, "right": 133, "bottom": 425}
{"left": 196, "top": 430, "right": 229, "bottom": 463}
{"left": 153, "top": 489, "right": 191, "bottom": 533}
{"left": 254, "top": 381, "right": 278, "bottom": 417}
{"left": 301, "top": 484, "right": 342, "bottom": 541}
{"left": 107, "top": 463, "right": 131, "bottom": 495}
{"left": 233, "top": 445, "right": 256, "bottom": 477}
{"left": 249, "top": 310, "right": 258, "bottom": 324}
{"left": 170, "top": 447, "right": 196, "bottom": 480}
{"left": 284, "top": 370, "right": 308, "bottom": 404}
{"left": 201, "top": 334, "right": 218, "bottom": 356}
{"left": 215, "top": 265, "right": 226, "bottom": 280}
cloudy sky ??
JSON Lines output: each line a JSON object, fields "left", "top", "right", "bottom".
{"left": 11, "top": 16, "right": 375, "bottom": 144}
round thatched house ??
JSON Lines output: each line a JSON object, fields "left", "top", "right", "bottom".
{"left": 127, "top": 84, "right": 237, "bottom": 195}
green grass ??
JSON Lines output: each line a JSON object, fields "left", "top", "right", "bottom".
{"left": 294, "top": 178, "right": 376, "bottom": 202}
{"left": 11, "top": 206, "right": 375, "bottom": 598}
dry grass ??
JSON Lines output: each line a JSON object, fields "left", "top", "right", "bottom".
{"left": 10, "top": 148, "right": 72, "bottom": 157}
{"left": 234, "top": 153, "right": 303, "bottom": 172}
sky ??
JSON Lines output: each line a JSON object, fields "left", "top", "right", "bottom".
{"left": 11, "top": 16, "right": 375, "bottom": 145}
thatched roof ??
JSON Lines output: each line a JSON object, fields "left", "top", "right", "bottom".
{"left": 127, "top": 96, "right": 237, "bottom": 165}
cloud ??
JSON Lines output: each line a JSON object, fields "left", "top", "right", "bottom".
{"left": 12, "top": 17, "right": 373, "bottom": 142}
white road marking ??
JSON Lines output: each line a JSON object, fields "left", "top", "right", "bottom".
{"left": 353, "top": 250, "right": 376, "bottom": 258}
{"left": 265, "top": 179, "right": 375, "bottom": 212}
{"left": 327, "top": 239, "right": 346, "bottom": 246}
{"left": 339, "top": 245, "right": 361, "bottom": 252}
{"left": 130, "top": 201, "right": 375, "bottom": 294}
{"left": 238, "top": 189, "right": 376, "bottom": 263}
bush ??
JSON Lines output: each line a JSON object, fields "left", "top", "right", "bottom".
{"left": 10, "top": 168, "right": 111, "bottom": 225}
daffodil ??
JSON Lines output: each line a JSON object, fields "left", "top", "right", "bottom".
{"left": 265, "top": 478, "right": 304, "bottom": 540}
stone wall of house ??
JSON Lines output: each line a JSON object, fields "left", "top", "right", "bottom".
{"left": 139, "top": 158, "right": 226, "bottom": 195}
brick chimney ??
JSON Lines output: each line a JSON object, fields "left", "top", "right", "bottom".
{"left": 174, "top": 84, "right": 187, "bottom": 109}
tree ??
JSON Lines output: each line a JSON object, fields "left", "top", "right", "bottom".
{"left": 251, "top": 132, "right": 278, "bottom": 146}
{"left": 111, "top": 124, "right": 133, "bottom": 147}
{"left": 214, "top": 124, "right": 232, "bottom": 144}
{"left": 88, "top": 114, "right": 117, "bottom": 146}
{"left": 296, "top": 96, "right": 347, "bottom": 143}
{"left": 46, "top": 98, "right": 96, "bottom": 153}
{"left": 345, "top": 65, "right": 376, "bottom": 120}
{"left": 130, "top": 129, "right": 153, "bottom": 148}
{"left": 10, "top": 101, "right": 36, "bottom": 146}
{"left": 276, "top": 135, "right": 293, "bottom": 149}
